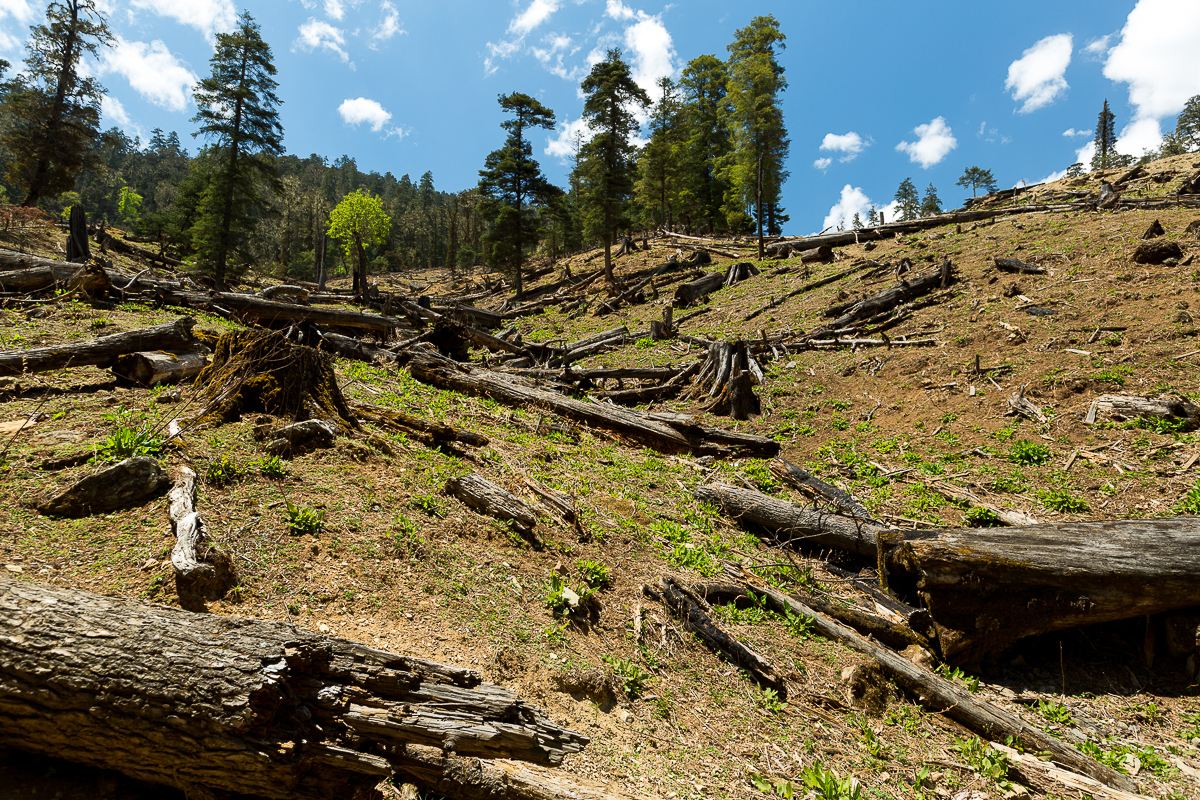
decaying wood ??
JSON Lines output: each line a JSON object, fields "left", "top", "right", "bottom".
{"left": 1085, "top": 393, "right": 1200, "bottom": 431}
{"left": 404, "top": 348, "right": 778, "bottom": 458}
{"left": 1132, "top": 238, "right": 1183, "bottom": 265}
{"left": 723, "top": 261, "right": 760, "bottom": 286}
{"left": 1006, "top": 386, "right": 1048, "bottom": 425}
{"left": 673, "top": 271, "right": 726, "bottom": 308}
{"left": 769, "top": 459, "right": 875, "bottom": 520}
{"left": 994, "top": 257, "right": 1046, "bottom": 275}
{"left": 0, "top": 317, "right": 196, "bottom": 377}
{"left": 643, "top": 577, "right": 785, "bottom": 694}
{"left": 0, "top": 258, "right": 111, "bottom": 297}
{"left": 445, "top": 473, "right": 538, "bottom": 539}
{"left": 260, "top": 284, "right": 312, "bottom": 303}
{"left": 168, "top": 466, "right": 232, "bottom": 607}
{"left": 261, "top": 419, "right": 338, "bottom": 458}
{"left": 112, "top": 349, "right": 207, "bottom": 386}
{"left": 813, "top": 260, "right": 955, "bottom": 336}
{"left": 36, "top": 456, "right": 171, "bottom": 517}
{"left": 352, "top": 403, "right": 487, "bottom": 449}
{"left": 0, "top": 577, "right": 591, "bottom": 800}
{"left": 730, "top": 567, "right": 1140, "bottom": 794}
{"left": 692, "top": 340, "right": 763, "bottom": 420}
{"left": 990, "top": 742, "right": 1153, "bottom": 800}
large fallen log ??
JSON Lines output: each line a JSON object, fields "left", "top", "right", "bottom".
{"left": 673, "top": 271, "right": 725, "bottom": 308}
{"left": 0, "top": 577, "right": 595, "bottom": 800}
{"left": 697, "top": 483, "right": 1200, "bottom": 662}
{"left": 0, "top": 317, "right": 196, "bottom": 377}
{"left": 159, "top": 288, "right": 402, "bottom": 338}
{"left": 445, "top": 473, "right": 539, "bottom": 537}
{"left": 1085, "top": 393, "right": 1200, "bottom": 431}
{"left": 815, "top": 260, "right": 955, "bottom": 335}
{"left": 0, "top": 259, "right": 111, "bottom": 296}
{"left": 112, "top": 349, "right": 207, "bottom": 386}
{"left": 404, "top": 348, "right": 778, "bottom": 458}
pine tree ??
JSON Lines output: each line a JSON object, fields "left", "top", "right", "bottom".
{"left": 190, "top": 12, "right": 283, "bottom": 289}
{"left": 634, "top": 77, "right": 683, "bottom": 231}
{"left": 0, "top": 0, "right": 112, "bottom": 206}
{"left": 1174, "top": 95, "right": 1200, "bottom": 152}
{"left": 1091, "top": 99, "right": 1117, "bottom": 171}
{"left": 677, "top": 54, "right": 731, "bottom": 234}
{"left": 866, "top": 205, "right": 879, "bottom": 226}
{"left": 477, "top": 91, "right": 556, "bottom": 295}
{"left": 894, "top": 178, "right": 919, "bottom": 221}
{"left": 850, "top": 212, "right": 863, "bottom": 230}
{"left": 919, "top": 183, "right": 943, "bottom": 217}
{"left": 956, "top": 166, "right": 997, "bottom": 197}
{"left": 723, "top": 15, "right": 790, "bottom": 257}
{"left": 572, "top": 49, "right": 650, "bottom": 286}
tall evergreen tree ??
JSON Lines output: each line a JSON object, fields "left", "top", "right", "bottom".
{"left": 723, "top": 15, "right": 789, "bottom": 257}
{"left": 635, "top": 76, "right": 684, "bottom": 231}
{"left": 919, "top": 183, "right": 943, "bottom": 217}
{"left": 678, "top": 54, "right": 732, "bottom": 234}
{"left": 894, "top": 178, "right": 919, "bottom": 221}
{"left": 478, "top": 92, "right": 555, "bottom": 295}
{"left": 1174, "top": 95, "right": 1200, "bottom": 152}
{"left": 0, "top": 0, "right": 112, "bottom": 206}
{"left": 1092, "top": 99, "right": 1117, "bottom": 171}
{"left": 573, "top": 49, "right": 649, "bottom": 286}
{"left": 190, "top": 12, "right": 283, "bottom": 289}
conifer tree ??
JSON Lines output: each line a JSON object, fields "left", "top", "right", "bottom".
{"left": 956, "top": 166, "right": 997, "bottom": 197}
{"left": 478, "top": 91, "right": 556, "bottom": 295}
{"left": 1092, "top": 99, "right": 1117, "bottom": 171}
{"left": 0, "top": 0, "right": 112, "bottom": 207}
{"left": 919, "top": 183, "right": 943, "bottom": 217}
{"left": 634, "top": 77, "right": 683, "bottom": 231}
{"left": 190, "top": 12, "right": 283, "bottom": 289}
{"left": 850, "top": 212, "right": 863, "bottom": 230}
{"left": 1174, "top": 95, "right": 1200, "bottom": 152}
{"left": 893, "top": 178, "right": 919, "bottom": 221}
{"left": 572, "top": 49, "right": 649, "bottom": 286}
{"left": 677, "top": 54, "right": 731, "bottom": 234}
{"left": 866, "top": 205, "right": 879, "bottom": 226}
{"left": 723, "top": 15, "right": 789, "bottom": 257}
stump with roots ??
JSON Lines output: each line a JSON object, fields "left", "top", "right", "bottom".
{"left": 692, "top": 340, "right": 764, "bottom": 420}
{"left": 193, "top": 328, "right": 356, "bottom": 426}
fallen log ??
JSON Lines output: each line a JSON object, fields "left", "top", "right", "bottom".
{"left": 599, "top": 361, "right": 701, "bottom": 406}
{"left": 1085, "top": 393, "right": 1200, "bottom": 431}
{"left": 730, "top": 567, "right": 1140, "bottom": 794}
{"left": 0, "top": 260, "right": 111, "bottom": 296}
{"left": 0, "top": 317, "right": 196, "bottom": 378}
{"left": 445, "top": 474, "right": 538, "bottom": 537}
{"left": 673, "top": 271, "right": 725, "bottom": 307}
{"left": 112, "top": 349, "right": 207, "bottom": 386}
{"left": 352, "top": 403, "right": 487, "bottom": 449}
{"left": 168, "top": 465, "right": 233, "bottom": 608}
{"left": 769, "top": 459, "right": 875, "bottom": 520}
{"left": 643, "top": 577, "right": 786, "bottom": 694}
{"left": 404, "top": 348, "right": 778, "bottom": 458}
{"left": 0, "top": 577, "right": 593, "bottom": 800}
{"left": 36, "top": 456, "right": 171, "bottom": 517}
{"left": 815, "top": 260, "right": 955, "bottom": 335}
{"left": 994, "top": 257, "right": 1046, "bottom": 275}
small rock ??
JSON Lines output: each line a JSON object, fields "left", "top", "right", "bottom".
{"left": 4, "top": 563, "right": 23, "bottom": 573}
{"left": 318, "top": 623, "right": 330, "bottom": 633}
{"left": 37, "top": 457, "right": 170, "bottom": 517}
{"left": 154, "top": 388, "right": 182, "bottom": 404}
{"left": 263, "top": 418, "right": 337, "bottom": 458}
{"left": 617, "top": 708, "right": 633, "bottom": 723}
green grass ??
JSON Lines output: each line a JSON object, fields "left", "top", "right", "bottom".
{"left": 1174, "top": 479, "right": 1200, "bottom": 513}
{"left": 1039, "top": 488, "right": 1089, "bottom": 513}
{"left": 283, "top": 501, "right": 325, "bottom": 534}
{"left": 91, "top": 411, "right": 165, "bottom": 463}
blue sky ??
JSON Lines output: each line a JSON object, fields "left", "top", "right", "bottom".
{"left": 1, "top": 0, "right": 1199, "bottom": 233}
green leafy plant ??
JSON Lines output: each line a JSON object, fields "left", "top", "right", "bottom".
{"left": 603, "top": 655, "right": 650, "bottom": 699}
{"left": 937, "top": 664, "right": 980, "bottom": 692}
{"left": 252, "top": 454, "right": 287, "bottom": 478}
{"left": 783, "top": 610, "right": 817, "bottom": 639}
{"left": 576, "top": 559, "right": 612, "bottom": 590}
{"left": 204, "top": 455, "right": 242, "bottom": 486}
{"left": 284, "top": 501, "right": 325, "bottom": 534}
{"left": 964, "top": 506, "right": 1002, "bottom": 527}
{"left": 755, "top": 687, "right": 786, "bottom": 713}
{"left": 800, "top": 761, "right": 862, "bottom": 799}
{"left": 91, "top": 412, "right": 165, "bottom": 463}
{"left": 1039, "top": 488, "right": 1089, "bottom": 513}
{"left": 1174, "top": 479, "right": 1200, "bottom": 514}
{"left": 1009, "top": 439, "right": 1051, "bottom": 465}
{"left": 544, "top": 574, "right": 594, "bottom": 619}
{"left": 1037, "top": 699, "right": 1073, "bottom": 726}
{"left": 410, "top": 493, "right": 445, "bottom": 517}
{"left": 953, "top": 737, "right": 1011, "bottom": 785}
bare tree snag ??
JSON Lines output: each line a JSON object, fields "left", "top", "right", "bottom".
{"left": 445, "top": 474, "right": 539, "bottom": 541}
{"left": 643, "top": 578, "right": 786, "bottom": 694}
{"left": 405, "top": 348, "right": 778, "bottom": 458}
{"left": 692, "top": 341, "right": 763, "bottom": 420}
{"left": 112, "top": 350, "right": 207, "bottom": 386}
{"left": 1085, "top": 394, "right": 1200, "bottom": 431}
{"left": 0, "top": 577, "right": 591, "bottom": 800}
{"left": 649, "top": 307, "right": 673, "bottom": 340}
{"left": 168, "top": 466, "right": 233, "bottom": 608}
{"left": 1006, "top": 387, "right": 1049, "bottom": 425}
{"left": 0, "top": 317, "right": 196, "bottom": 378}
{"left": 36, "top": 457, "right": 171, "bottom": 518}
{"left": 729, "top": 567, "right": 1140, "bottom": 794}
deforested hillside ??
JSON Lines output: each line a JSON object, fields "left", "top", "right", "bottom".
{"left": 2, "top": 154, "right": 1200, "bottom": 800}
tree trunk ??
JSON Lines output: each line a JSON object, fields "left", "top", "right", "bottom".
{"left": 112, "top": 350, "right": 207, "bottom": 386}
{"left": 23, "top": 1, "right": 79, "bottom": 207}
{"left": 755, "top": 152, "right": 765, "bottom": 259}
{"left": 0, "top": 317, "right": 196, "bottom": 378}
{"left": 0, "top": 577, "right": 592, "bottom": 800}
{"left": 672, "top": 271, "right": 725, "bottom": 308}
{"left": 0, "top": 260, "right": 110, "bottom": 296}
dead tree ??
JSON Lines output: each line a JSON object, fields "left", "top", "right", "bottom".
{"left": 1085, "top": 393, "right": 1200, "bottom": 431}
{"left": 0, "top": 318, "right": 196, "bottom": 377}
{"left": 673, "top": 271, "right": 725, "bottom": 307}
{"left": 0, "top": 577, "right": 604, "bottom": 800}
{"left": 445, "top": 474, "right": 539, "bottom": 543}
{"left": 112, "top": 350, "right": 207, "bottom": 386}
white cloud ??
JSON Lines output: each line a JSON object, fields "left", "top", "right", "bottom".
{"left": 546, "top": 116, "right": 592, "bottom": 160}
{"left": 1062, "top": 127, "right": 1090, "bottom": 137}
{"left": 296, "top": 18, "right": 350, "bottom": 63}
{"left": 1075, "top": 140, "right": 1096, "bottom": 168}
{"left": 895, "top": 116, "right": 957, "bottom": 168}
{"left": 338, "top": 97, "right": 390, "bottom": 130}
{"left": 820, "top": 184, "right": 897, "bottom": 233}
{"left": 813, "top": 157, "right": 832, "bottom": 171}
{"left": 509, "top": 0, "right": 559, "bottom": 37}
{"left": 530, "top": 34, "right": 577, "bottom": 80}
{"left": 324, "top": 0, "right": 345, "bottom": 20}
{"left": 371, "top": 1, "right": 404, "bottom": 48}
{"left": 130, "top": 0, "right": 236, "bottom": 40}
{"left": 0, "top": 0, "right": 34, "bottom": 23}
{"left": 605, "top": 0, "right": 637, "bottom": 21}
{"left": 625, "top": 14, "right": 675, "bottom": 101}
{"left": 1005, "top": 33, "right": 1072, "bottom": 113}
{"left": 102, "top": 37, "right": 196, "bottom": 112}
{"left": 101, "top": 95, "right": 132, "bottom": 127}
{"left": 1103, "top": 0, "right": 1200, "bottom": 151}
{"left": 819, "top": 131, "right": 867, "bottom": 163}
{"left": 1083, "top": 34, "right": 1111, "bottom": 57}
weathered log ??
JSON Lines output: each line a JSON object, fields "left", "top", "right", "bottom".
{"left": 1178, "top": 169, "right": 1200, "bottom": 196}
{"left": 0, "top": 317, "right": 196, "bottom": 378}
{"left": 261, "top": 419, "right": 338, "bottom": 458}
{"left": 36, "top": 456, "right": 171, "bottom": 517}
{"left": 168, "top": 466, "right": 233, "bottom": 607}
{"left": 643, "top": 577, "right": 785, "bottom": 694}
{"left": 445, "top": 473, "right": 538, "bottom": 537}
{"left": 1132, "top": 239, "right": 1183, "bottom": 264}
{"left": 112, "top": 349, "right": 207, "bottom": 386}
{"left": 405, "top": 348, "right": 778, "bottom": 458}
{"left": 730, "top": 567, "right": 1140, "bottom": 793}
{"left": 0, "top": 577, "right": 593, "bottom": 800}
{"left": 1085, "top": 393, "right": 1200, "bottom": 431}
{"left": 260, "top": 284, "right": 311, "bottom": 303}
{"left": 769, "top": 459, "right": 875, "bottom": 520}
{"left": 353, "top": 403, "right": 487, "bottom": 449}
{"left": 0, "top": 260, "right": 110, "bottom": 296}
{"left": 673, "top": 271, "right": 725, "bottom": 307}
{"left": 815, "top": 260, "right": 954, "bottom": 335}
{"left": 993, "top": 257, "right": 1046, "bottom": 275}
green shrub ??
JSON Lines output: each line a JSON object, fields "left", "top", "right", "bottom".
{"left": 1037, "top": 699, "right": 1073, "bottom": 726}
{"left": 284, "top": 501, "right": 324, "bottom": 534}
{"left": 1039, "top": 488, "right": 1089, "bottom": 513}
{"left": 204, "top": 455, "right": 242, "bottom": 486}
{"left": 603, "top": 655, "right": 650, "bottom": 699}
{"left": 577, "top": 559, "right": 612, "bottom": 590}
{"left": 964, "top": 506, "right": 1002, "bottom": 527}
{"left": 953, "top": 737, "right": 1011, "bottom": 784}
{"left": 252, "top": 454, "right": 287, "bottom": 478}
{"left": 1174, "top": 479, "right": 1200, "bottom": 514}
{"left": 92, "top": 414, "right": 165, "bottom": 463}
{"left": 1008, "top": 439, "right": 1051, "bottom": 465}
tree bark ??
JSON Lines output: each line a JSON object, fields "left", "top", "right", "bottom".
{"left": 0, "top": 261, "right": 110, "bottom": 296}
{"left": 0, "top": 577, "right": 592, "bottom": 800}
{"left": 0, "top": 317, "right": 196, "bottom": 377}
{"left": 672, "top": 271, "right": 725, "bottom": 308}
{"left": 1086, "top": 393, "right": 1200, "bottom": 431}
{"left": 446, "top": 474, "right": 540, "bottom": 545}
{"left": 112, "top": 350, "right": 207, "bottom": 386}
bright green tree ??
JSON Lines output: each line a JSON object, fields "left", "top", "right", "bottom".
{"left": 190, "top": 12, "right": 283, "bottom": 289}
{"left": 1091, "top": 99, "right": 1118, "bottom": 171}
{"left": 677, "top": 54, "right": 733, "bottom": 233}
{"left": 894, "top": 178, "right": 920, "bottom": 221}
{"left": 117, "top": 184, "right": 142, "bottom": 227}
{"left": 1173, "top": 95, "right": 1200, "bottom": 152}
{"left": 573, "top": 49, "right": 650, "bottom": 286}
{"left": 956, "top": 166, "right": 997, "bottom": 197}
{"left": 919, "top": 183, "right": 943, "bottom": 217}
{"left": 327, "top": 189, "right": 392, "bottom": 300}
{"left": 0, "top": 0, "right": 112, "bottom": 207}
{"left": 723, "top": 15, "right": 790, "bottom": 256}
{"left": 478, "top": 91, "right": 556, "bottom": 295}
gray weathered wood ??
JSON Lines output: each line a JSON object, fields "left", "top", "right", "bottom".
{"left": 0, "top": 317, "right": 196, "bottom": 377}
{"left": 1087, "top": 393, "right": 1200, "bottom": 431}
{"left": 446, "top": 473, "right": 538, "bottom": 535}
{"left": 36, "top": 457, "right": 171, "bottom": 517}
{"left": 112, "top": 349, "right": 207, "bottom": 386}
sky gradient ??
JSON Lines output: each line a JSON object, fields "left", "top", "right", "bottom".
{"left": 1, "top": 0, "right": 1199, "bottom": 233}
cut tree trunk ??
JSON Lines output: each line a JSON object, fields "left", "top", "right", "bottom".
{"left": 692, "top": 340, "right": 763, "bottom": 420}
{"left": 168, "top": 466, "right": 233, "bottom": 608}
{"left": 673, "top": 271, "right": 725, "bottom": 307}
{"left": 994, "top": 257, "right": 1046, "bottom": 275}
{"left": 445, "top": 474, "right": 538, "bottom": 538}
{"left": 112, "top": 350, "right": 207, "bottom": 386}
{"left": 0, "top": 577, "right": 594, "bottom": 800}
{"left": 0, "top": 261, "right": 110, "bottom": 296}
{"left": 0, "top": 317, "right": 196, "bottom": 378}
{"left": 404, "top": 348, "right": 778, "bottom": 459}
{"left": 1085, "top": 393, "right": 1200, "bottom": 431}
